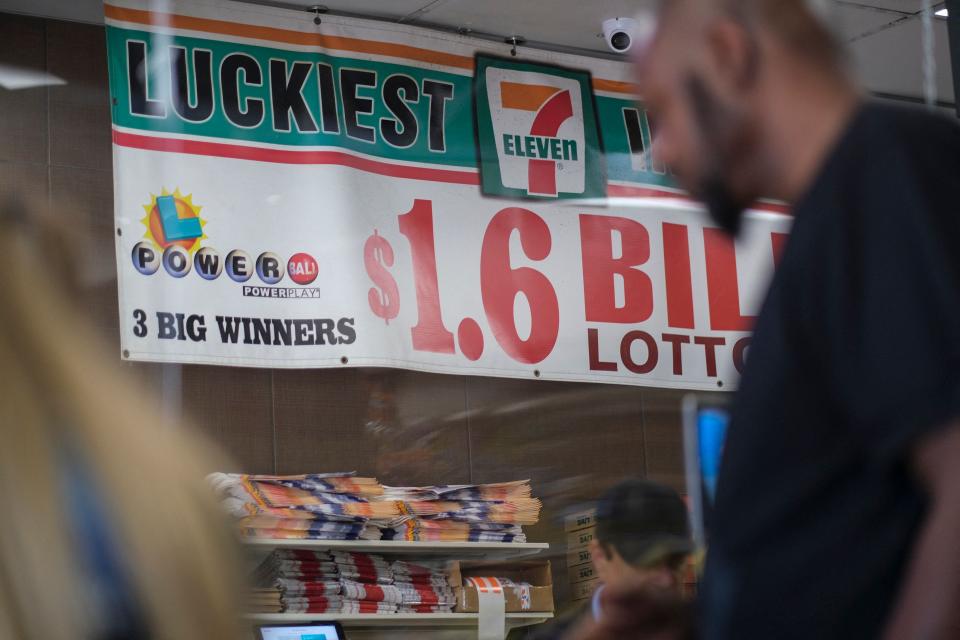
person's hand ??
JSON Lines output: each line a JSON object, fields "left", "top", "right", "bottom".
{"left": 563, "top": 579, "right": 695, "bottom": 640}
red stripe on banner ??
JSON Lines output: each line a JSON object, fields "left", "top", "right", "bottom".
{"left": 111, "top": 131, "right": 481, "bottom": 186}
{"left": 112, "top": 131, "right": 790, "bottom": 214}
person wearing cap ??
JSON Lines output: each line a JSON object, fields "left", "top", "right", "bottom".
{"left": 530, "top": 479, "right": 694, "bottom": 640}
{"left": 589, "top": 478, "right": 694, "bottom": 613}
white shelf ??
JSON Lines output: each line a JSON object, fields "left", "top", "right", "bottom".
{"left": 242, "top": 538, "right": 549, "bottom": 561}
{"left": 246, "top": 612, "right": 553, "bottom": 630}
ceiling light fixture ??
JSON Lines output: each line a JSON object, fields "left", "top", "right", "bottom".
{"left": 936, "top": 7, "right": 948, "bottom": 16}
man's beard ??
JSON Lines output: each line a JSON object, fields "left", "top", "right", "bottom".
{"left": 698, "top": 172, "right": 746, "bottom": 236}
{"left": 683, "top": 74, "right": 752, "bottom": 237}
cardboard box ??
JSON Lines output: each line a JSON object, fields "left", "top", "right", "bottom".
{"left": 568, "top": 562, "right": 597, "bottom": 584}
{"left": 566, "top": 544, "right": 593, "bottom": 568}
{"left": 450, "top": 560, "right": 555, "bottom": 613}
{"left": 570, "top": 577, "right": 601, "bottom": 602}
{"left": 564, "top": 509, "right": 597, "bottom": 533}
{"left": 567, "top": 526, "right": 596, "bottom": 548}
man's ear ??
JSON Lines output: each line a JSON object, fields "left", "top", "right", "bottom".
{"left": 704, "top": 17, "right": 760, "bottom": 92}
{"left": 589, "top": 540, "right": 607, "bottom": 567}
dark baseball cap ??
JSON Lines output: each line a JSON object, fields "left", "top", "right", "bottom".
{"left": 595, "top": 479, "right": 693, "bottom": 568}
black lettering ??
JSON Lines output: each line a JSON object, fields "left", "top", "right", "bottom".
{"left": 340, "top": 68, "right": 377, "bottom": 142}
{"left": 380, "top": 75, "right": 418, "bottom": 148}
{"left": 186, "top": 315, "right": 207, "bottom": 342}
{"left": 230, "top": 253, "right": 250, "bottom": 278}
{"left": 127, "top": 41, "right": 165, "bottom": 118}
{"left": 271, "top": 318, "right": 293, "bottom": 346}
{"left": 623, "top": 107, "right": 645, "bottom": 170}
{"left": 250, "top": 318, "right": 271, "bottom": 345}
{"left": 644, "top": 110, "right": 667, "bottom": 174}
{"left": 221, "top": 53, "right": 264, "bottom": 127}
{"left": 263, "top": 258, "right": 280, "bottom": 279}
{"left": 270, "top": 60, "right": 319, "bottom": 132}
{"left": 170, "top": 47, "right": 214, "bottom": 122}
{"left": 165, "top": 250, "right": 189, "bottom": 274}
{"left": 293, "top": 319, "right": 313, "bottom": 345}
{"left": 337, "top": 317, "right": 356, "bottom": 345}
{"left": 195, "top": 251, "right": 220, "bottom": 276}
{"left": 624, "top": 107, "right": 666, "bottom": 174}
{"left": 241, "top": 317, "right": 254, "bottom": 345}
{"left": 136, "top": 245, "right": 156, "bottom": 267}
{"left": 157, "top": 312, "right": 177, "bottom": 340}
{"left": 133, "top": 309, "right": 148, "bottom": 338}
{"left": 216, "top": 316, "right": 242, "bottom": 343}
{"left": 175, "top": 313, "right": 187, "bottom": 341}
{"left": 313, "top": 318, "right": 336, "bottom": 345}
{"left": 316, "top": 62, "right": 340, "bottom": 133}
{"left": 422, "top": 80, "right": 454, "bottom": 152}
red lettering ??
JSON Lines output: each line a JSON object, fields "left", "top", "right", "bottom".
{"left": 662, "top": 223, "right": 694, "bottom": 329}
{"left": 771, "top": 232, "right": 789, "bottom": 266}
{"left": 733, "top": 336, "right": 750, "bottom": 374}
{"left": 587, "top": 328, "right": 618, "bottom": 371}
{"left": 580, "top": 214, "right": 654, "bottom": 323}
{"left": 694, "top": 336, "right": 726, "bottom": 378}
{"left": 661, "top": 333, "right": 691, "bottom": 375}
{"left": 620, "top": 331, "right": 658, "bottom": 374}
{"left": 481, "top": 207, "right": 559, "bottom": 364}
{"left": 398, "top": 199, "right": 455, "bottom": 353}
{"left": 703, "top": 229, "right": 756, "bottom": 331}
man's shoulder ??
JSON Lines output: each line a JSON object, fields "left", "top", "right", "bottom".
{"left": 828, "top": 101, "right": 960, "bottom": 210}
{"left": 858, "top": 102, "right": 960, "bottom": 159}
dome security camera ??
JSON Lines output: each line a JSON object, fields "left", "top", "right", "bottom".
{"left": 602, "top": 17, "right": 637, "bottom": 53}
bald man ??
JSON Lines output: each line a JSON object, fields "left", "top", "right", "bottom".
{"left": 631, "top": 1, "right": 960, "bottom": 639}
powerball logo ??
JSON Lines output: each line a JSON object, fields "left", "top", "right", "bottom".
{"left": 474, "top": 55, "right": 605, "bottom": 200}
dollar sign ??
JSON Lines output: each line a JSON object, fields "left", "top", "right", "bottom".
{"left": 364, "top": 230, "right": 400, "bottom": 324}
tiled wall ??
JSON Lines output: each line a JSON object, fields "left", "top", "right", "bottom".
{"left": 0, "top": 12, "right": 689, "bottom": 606}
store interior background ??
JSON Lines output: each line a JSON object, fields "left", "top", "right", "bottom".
{"left": 0, "top": 0, "right": 955, "bottom": 607}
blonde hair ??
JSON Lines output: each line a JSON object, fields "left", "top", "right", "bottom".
{"left": 0, "top": 202, "right": 245, "bottom": 639}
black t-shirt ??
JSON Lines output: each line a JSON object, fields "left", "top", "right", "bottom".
{"left": 700, "top": 103, "right": 960, "bottom": 640}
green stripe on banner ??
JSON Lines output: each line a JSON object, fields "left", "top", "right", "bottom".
{"left": 106, "top": 25, "right": 677, "bottom": 188}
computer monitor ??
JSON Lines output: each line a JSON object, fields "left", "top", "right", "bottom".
{"left": 256, "top": 622, "right": 346, "bottom": 640}
{"left": 682, "top": 394, "right": 731, "bottom": 549}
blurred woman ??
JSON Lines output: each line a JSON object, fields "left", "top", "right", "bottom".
{"left": 0, "top": 200, "right": 245, "bottom": 639}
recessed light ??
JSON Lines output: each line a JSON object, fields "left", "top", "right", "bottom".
{"left": 936, "top": 7, "right": 948, "bottom": 17}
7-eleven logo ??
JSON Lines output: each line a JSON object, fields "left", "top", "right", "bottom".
{"left": 500, "top": 82, "right": 577, "bottom": 196}
{"left": 475, "top": 56, "right": 604, "bottom": 200}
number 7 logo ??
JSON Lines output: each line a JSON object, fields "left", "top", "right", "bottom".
{"left": 500, "top": 82, "right": 574, "bottom": 196}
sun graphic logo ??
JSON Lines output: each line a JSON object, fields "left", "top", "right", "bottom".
{"left": 132, "top": 188, "right": 209, "bottom": 278}
{"left": 474, "top": 55, "right": 605, "bottom": 200}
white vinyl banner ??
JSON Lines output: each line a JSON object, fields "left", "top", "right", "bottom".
{"left": 106, "top": 0, "right": 791, "bottom": 389}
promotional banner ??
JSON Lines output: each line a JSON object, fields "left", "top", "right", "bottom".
{"left": 105, "top": 0, "right": 791, "bottom": 390}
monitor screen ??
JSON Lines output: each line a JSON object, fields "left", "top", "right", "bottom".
{"left": 683, "top": 395, "right": 730, "bottom": 549}
{"left": 258, "top": 624, "right": 344, "bottom": 640}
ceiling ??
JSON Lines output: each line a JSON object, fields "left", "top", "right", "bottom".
{"left": 0, "top": 0, "right": 955, "bottom": 104}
